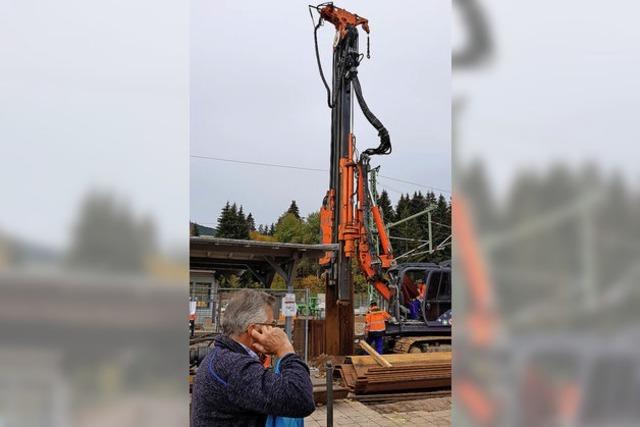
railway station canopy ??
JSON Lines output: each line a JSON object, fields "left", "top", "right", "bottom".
{"left": 190, "top": 236, "right": 338, "bottom": 288}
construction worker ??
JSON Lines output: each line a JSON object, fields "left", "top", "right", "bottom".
{"left": 405, "top": 279, "right": 425, "bottom": 320}
{"left": 364, "top": 301, "right": 391, "bottom": 354}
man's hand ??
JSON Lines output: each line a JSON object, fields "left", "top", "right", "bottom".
{"left": 249, "top": 326, "right": 295, "bottom": 358}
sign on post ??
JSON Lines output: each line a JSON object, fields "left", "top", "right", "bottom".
{"left": 282, "top": 293, "right": 297, "bottom": 317}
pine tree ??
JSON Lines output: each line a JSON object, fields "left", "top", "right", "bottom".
{"left": 246, "top": 213, "right": 256, "bottom": 232}
{"left": 425, "top": 191, "right": 437, "bottom": 208}
{"left": 393, "top": 194, "right": 412, "bottom": 254}
{"left": 215, "top": 202, "right": 250, "bottom": 239}
{"left": 236, "top": 205, "right": 250, "bottom": 239}
{"left": 409, "top": 191, "right": 429, "bottom": 244}
{"left": 432, "top": 194, "right": 451, "bottom": 260}
{"left": 287, "top": 200, "right": 301, "bottom": 219}
{"left": 409, "top": 191, "right": 427, "bottom": 216}
{"left": 216, "top": 202, "right": 235, "bottom": 238}
{"left": 377, "top": 190, "right": 396, "bottom": 224}
{"left": 268, "top": 223, "right": 275, "bottom": 235}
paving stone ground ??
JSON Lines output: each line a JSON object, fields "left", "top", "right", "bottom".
{"left": 305, "top": 397, "right": 451, "bottom": 427}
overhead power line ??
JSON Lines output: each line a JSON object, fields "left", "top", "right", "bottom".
{"left": 378, "top": 176, "right": 451, "bottom": 195}
{"left": 191, "top": 154, "right": 451, "bottom": 194}
{"left": 191, "top": 155, "right": 325, "bottom": 172}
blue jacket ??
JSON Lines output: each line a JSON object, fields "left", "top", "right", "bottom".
{"left": 191, "top": 335, "right": 315, "bottom": 426}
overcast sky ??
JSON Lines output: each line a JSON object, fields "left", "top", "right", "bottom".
{"left": 190, "top": 0, "right": 451, "bottom": 228}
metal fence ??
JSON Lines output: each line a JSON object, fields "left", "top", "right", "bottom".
{"left": 189, "top": 282, "right": 373, "bottom": 362}
{"left": 189, "top": 286, "right": 313, "bottom": 361}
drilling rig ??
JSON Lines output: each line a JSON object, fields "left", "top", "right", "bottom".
{"left": 310, "top": 3, "right": 451, "bottom": 355}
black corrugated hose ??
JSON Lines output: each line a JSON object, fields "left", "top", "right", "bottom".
{"left": 352, "top": 74, "right": 392, "bottom": 157}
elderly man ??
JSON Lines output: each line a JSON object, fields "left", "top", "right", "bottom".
{"left": 191, "top": 289, "right": 315, "bottom": 426}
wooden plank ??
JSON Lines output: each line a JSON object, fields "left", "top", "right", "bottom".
{"left": 348, "top": 351, "right": 451, "bottom": 366}
{"left": 357, "top": 340, "right": 393, "bottom": 367}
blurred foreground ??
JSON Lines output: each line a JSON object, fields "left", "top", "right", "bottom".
{"left": 0, "top": 0, "right": 188, "bottom": 425}
{"left": 453, "top": 1, "right": 640, "bottom": 426}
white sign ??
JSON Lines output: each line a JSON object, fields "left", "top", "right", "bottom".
{"left": 316, "top": 293, "right": 326, "bottom": 310}
{"left": 189, "top": 301, "right": 197, "bottom": 315}
{"left": 282, "top": 293, "right": 297, "bottom": 317}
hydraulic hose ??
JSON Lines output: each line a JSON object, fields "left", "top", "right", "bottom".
{"left": 352, "top": 74, "right": 392, "bottom": 157}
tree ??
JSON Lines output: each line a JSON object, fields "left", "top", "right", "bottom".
{"left": 302, "top": 211, "right": 321, "bottom": 244}
{"left": 296, "top": 275, "right": 324, "bottom": 294}
{"left": 287, "top": 200, "right": 301, "bottom": 219}
{"left": 377, "top": 190, "right": 395, "bottom": 224}
{"left": 429, "top": 194, "right": 451, "bottom": 262}
{"left": 274, "top": 213, "right": 305, "bottom": 243}
{"left": 246, "top": 213, "right": 256, "bottom": 232}
{"left": 215, "top": 202, "right": 250, "bottom": 239}
{"left": 287, "top": 211, "right": 323, "bottom": 277}
{"left": 236, "top": 205, "right": 250, "bottom": 239}
{"left": 409, "top": 191, "right": 429, "bottom": 244}
{"left": 215, "top": 202, "right": 235, "bottom": 238}
{"left": 393, "top": 194, "right": 412, "bottom": 254}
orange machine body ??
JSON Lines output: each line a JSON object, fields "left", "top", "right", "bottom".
{"left": 319, "top": 188, "right": 335, "bottom": 266}
{"left": 319, "top": 4, "right": 370, "bottom": 40}
{"left": 320, "top": 132, "right": 395, "bottom": 301}
{"left": 338, "top": 134, "right": 358, "bottom": 258}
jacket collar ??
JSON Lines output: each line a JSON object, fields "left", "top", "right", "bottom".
{"left": 214, "top": 334, "right": 250, "bottom": 356}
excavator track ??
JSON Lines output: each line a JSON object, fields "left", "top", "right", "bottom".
{"left": 393, "top": 336, "right": 452, "bottom": 354}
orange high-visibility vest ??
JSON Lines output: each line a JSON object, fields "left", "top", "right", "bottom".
{"left": 262, "top": 354, "right": 272, "bottom": 369}
{"left": 418, "top": 283, "right": 426, "bottom": 299}
{"left": 365, "top": 310, "right": 391, "bottom": 332}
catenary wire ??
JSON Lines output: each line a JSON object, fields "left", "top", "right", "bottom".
{"left": 191, "top": 155, "right": 450, "bottom": 194}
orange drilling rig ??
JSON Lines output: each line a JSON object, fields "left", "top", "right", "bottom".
{"left": 309, "top": 3, "right": 451, "bottom": 355}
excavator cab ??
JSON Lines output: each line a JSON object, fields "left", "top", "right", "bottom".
{"left": 423, "top": 266, "right": 452, "bottom": 322}
{"left": 382, "top": 262, "right": 452, "bottom": 353}
{"left": 387, "top": 262, "right": 452, "bottom": 324}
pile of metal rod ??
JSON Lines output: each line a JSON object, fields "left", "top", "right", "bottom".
{"left": 336, "top": 352, "right": 451, "bottom": 394}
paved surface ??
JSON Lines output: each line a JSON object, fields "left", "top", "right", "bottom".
{"left": 305, "top": 397, "right": 450, "bottom": 426}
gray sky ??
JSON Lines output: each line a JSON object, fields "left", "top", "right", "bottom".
{"left": 190, "top": 0, "right": 451, "bottom": 228}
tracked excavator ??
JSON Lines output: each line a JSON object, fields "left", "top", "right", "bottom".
{"left": 309, "top": 3, "right": 451, "bottom": 354}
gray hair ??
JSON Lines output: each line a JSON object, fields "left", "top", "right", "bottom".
{"left": 221, "top": 289, "right": 276, "bottom": 336}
